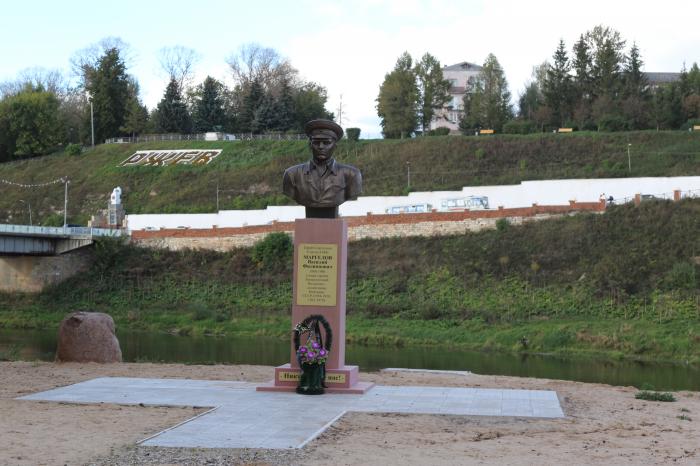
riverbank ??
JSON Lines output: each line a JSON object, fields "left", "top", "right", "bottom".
{"left": 2, "top": 314, "right": 700, "bottom": 366}
{"left": 1, "top": 199, "right": 697, "bottom": 364}
{"left": 1, "top": 361, "right": 698, "bottom": 466}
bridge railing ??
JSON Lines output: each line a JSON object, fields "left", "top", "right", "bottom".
{"left": 0, "top": 224, "right": 124, "bottom": 237}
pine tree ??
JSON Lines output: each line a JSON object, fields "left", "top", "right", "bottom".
{"left": 251, "top": 93, "right": 277, "bottom": 133}
{"left": 572, "top": 34, "right": 595, "bottom": 129}
{"left": 376, "top": 52, "right": 419, "bottom": 138}
{"left": 620, "top": 42, "right": 650, "bottom": 130}
{"left": 543, "top": 39, "right": 573, "bottom": 126}
{"left": 460, "top": 54, "right": 512, "bottom": 132}
{"left": 239, "top": 78, "right": 264, "bottom": 133}
{"left": 84, "top": 47, "right": 130, "bottom": 143}
{"left": 120, "top": 79, "right": 148, "bottom": 138}
{"left": 192, "top": 76, "right": 226, "bottom": 132}
{"left": 275, "top": 76, "right": 296, "bottom": 132}
{"left": 155, "top": 78, "right": 191, "bottom": 133}
{"left": 623, "top": 42, "right": 647, "bottom": 98}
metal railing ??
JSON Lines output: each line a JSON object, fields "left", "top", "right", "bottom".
{"left": 105, "top": 132, "right": 306, "bottom": 144}
{"left": 0, "top": 224, "right": 124, "bottom": 237}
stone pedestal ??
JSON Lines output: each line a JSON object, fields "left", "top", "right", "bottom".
{"left": 257, "top": 218, "right": 374, "bottom": 394}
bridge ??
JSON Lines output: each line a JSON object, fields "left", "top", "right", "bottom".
{"left": 0, "top": 224, "right": 125, "bottom": 293}
{"left": 0, "top": 224, "right": 123, "bottom": 255}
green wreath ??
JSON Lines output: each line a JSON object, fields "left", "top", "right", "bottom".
{"left": 293, "top": 314, "right": 333, "bottom": 354}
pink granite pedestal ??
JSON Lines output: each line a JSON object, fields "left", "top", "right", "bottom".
{"left": 257, "top": 218, "right": 374, "bottom": 394}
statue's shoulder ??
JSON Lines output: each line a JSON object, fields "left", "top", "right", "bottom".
{"left": 335, "top": 162, "right": 361, "bottom": 174}
{"left": 284, "top": 162, "right": 309, "bottom": 176}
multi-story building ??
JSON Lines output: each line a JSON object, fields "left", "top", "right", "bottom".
{"left": 430, "top": 61, "right": 483, "bottom": 134}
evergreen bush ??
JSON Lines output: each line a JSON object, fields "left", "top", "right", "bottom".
{"left": 346, "top": 127, "right": 361, "bottom": 141}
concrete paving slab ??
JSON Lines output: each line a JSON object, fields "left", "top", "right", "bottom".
{"left": 19, "top": 377, "right": 565, "bottom": 449}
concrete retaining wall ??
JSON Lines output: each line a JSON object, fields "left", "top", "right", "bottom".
{"left": 0, "top": 248, "right": 93, "bottom": 293}
{"left": 131, "top": 201, "right": 604, "bottom": 251}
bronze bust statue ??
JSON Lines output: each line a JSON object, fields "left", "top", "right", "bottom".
{"left": 283, "top": 119, "right": 362, "bottom": 218}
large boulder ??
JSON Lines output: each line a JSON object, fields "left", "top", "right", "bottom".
{"left": 56, "top": 312, "right": 122, "bottom": 363}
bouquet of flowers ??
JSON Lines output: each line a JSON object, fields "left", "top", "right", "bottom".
{"left": 297, "top": 340, "right": 328, "bottom": 365}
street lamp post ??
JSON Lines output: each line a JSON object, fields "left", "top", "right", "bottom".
{"left": 86, "top": 92, "right": 95, "bottom": 147}
{"left": 406, "top": 161, "right": 411, "bottom": 190}
{"left": 19, "top": 200, "right": 32, "bottom": 226}
{"left": 91, "top": 99, "right": 95, "bottom": 147}
{"left": 63, "top": 178, "right": 69, "bottom": 228}
{"left": 627, "top": 143, "right": 632, "bottom": 173}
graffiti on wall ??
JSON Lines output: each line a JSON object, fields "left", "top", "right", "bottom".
{"left": 119, "top": 150, "right": 222, "bottom": 167}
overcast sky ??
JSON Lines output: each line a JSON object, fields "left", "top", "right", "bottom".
{"left": 2, "top": 0, "right": 698, "bottom": 137}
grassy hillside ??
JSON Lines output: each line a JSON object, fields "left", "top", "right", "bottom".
{"left": 0, "top": 131, "right": 699, "bottom": 225}
{"left": 1, "top": 199, "right": 698, "bottom": 362}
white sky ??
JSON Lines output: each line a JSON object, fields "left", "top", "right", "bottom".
{"left": 1, "top": 0, "right": 698, "bottom": 138}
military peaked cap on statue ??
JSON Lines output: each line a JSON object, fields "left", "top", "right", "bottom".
{"left": 304, "top": 119, "right": 344, "bottom": 140}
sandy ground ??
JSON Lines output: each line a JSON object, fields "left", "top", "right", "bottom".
{"left": 1, "top": 362, "right": 699, "bottom": 466}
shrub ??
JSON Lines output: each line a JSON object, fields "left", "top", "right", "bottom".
{"left": 64, "top": 143, "right": 82, "bottom": 156}
{"left": 681, "top": 118, "right": 700, "bottom": 131}
{"left": 427, "top": 127, "right": 450, "bottom": 136}
{"left": 597, "top": 115, "right": 629, "bottom": 132}
{"left": 503, "top": 120, "right": 537, "bottom": 134}
{"left": 495, "top": 218, "right": 510, "bottom": 232}
{"left": 346, "top": 127, "right": 361, "bottom": 141}
{"left": 635, "top": 391, "right": 676, "bottom": 402}
{"left": 251, "top": 232, "right": 293, "bottom": 270}
{"left": 663, "top": 262, "right": 697, "bottom": 291}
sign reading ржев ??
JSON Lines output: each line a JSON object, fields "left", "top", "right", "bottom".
{"left": 296, "top": 243, "right": 337, "bottom": 306}
{"left": 119, "top": 150, "right": 222, "bottom": 167}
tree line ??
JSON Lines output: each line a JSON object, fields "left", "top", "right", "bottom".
{"left": 377, "top": 25, "right": 700, "bottom": 137}
{"left": 0, "top": 40, "right": 333, "bottom": 162}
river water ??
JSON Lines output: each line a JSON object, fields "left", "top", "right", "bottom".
{"left": 1, "top": 328, "right": 698, "bottom": 391}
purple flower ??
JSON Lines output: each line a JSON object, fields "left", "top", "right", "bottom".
{"left": 308, "top": 352, "right": 315, "bottom": 358}
{"left": 319, "top": 349, "right": 326, "bottom": 356}
{"left": 299, "top": 347, "right": 307, "bottom": 353}
{"left": 312, "top": 342, "right": 320, "bottom": 349}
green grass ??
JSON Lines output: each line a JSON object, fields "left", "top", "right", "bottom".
{"left": 1, "top": 130, "right": 699, "bottom": 225}
{"left": 635, "top": 391, "right": 677, "bottom": 402}
{"left": 0, "top": 199, "right": 698, "bottom": 363}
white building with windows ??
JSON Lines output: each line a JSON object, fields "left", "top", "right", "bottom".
{"left": 430, "top": 61, "right": 483, "bottom": 134}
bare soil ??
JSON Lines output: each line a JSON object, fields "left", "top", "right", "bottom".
{"left": 1, "top": 362, "right": 698, "bottom": 465}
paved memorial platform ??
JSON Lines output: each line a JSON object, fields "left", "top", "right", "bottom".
{"left": 19, "top": 377, "right": 565, "bottom": 449}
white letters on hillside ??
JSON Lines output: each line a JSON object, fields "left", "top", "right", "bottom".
{"left": 119, "top": 150, "right": 222, "bottom": 167}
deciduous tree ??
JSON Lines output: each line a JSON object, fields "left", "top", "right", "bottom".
{"left": 376, "top": 52, "right": 418, "bottom": 138}
{"left": 414, "top": 53, "right": 450, "bottom": 134}
{"left": 0, "top": 84, "right": 63, "bottom": 160}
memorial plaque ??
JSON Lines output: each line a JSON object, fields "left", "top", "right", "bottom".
{"left": 296, "top": 243, "right": 337, "bottom": 306}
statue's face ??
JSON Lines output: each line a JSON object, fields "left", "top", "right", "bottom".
{"left": 309, "top": 130, "right": 337, "bottom": 162}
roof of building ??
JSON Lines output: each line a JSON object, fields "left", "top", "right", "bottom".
{"left": 644, "top": 72, "right": 681, "bottom": 84}
{"left": 443, "top": 62, "right": 483, "bottom": 72}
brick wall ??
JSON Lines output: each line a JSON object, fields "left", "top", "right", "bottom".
{"left": 131, "top": 200, "right": 605, "bottom": 251}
